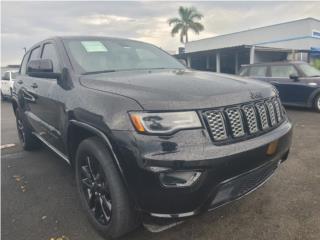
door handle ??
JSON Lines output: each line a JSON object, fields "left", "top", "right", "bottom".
{"left": 31, "top": 83, "right": 38, "bottom": 89}
{"left": 17, "top": 80, "right": 23, "bottom": 84}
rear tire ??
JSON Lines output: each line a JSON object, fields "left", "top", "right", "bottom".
{"left": 314, "top": 94, "right": 320, "bottom": 113}
{"left": 15, "top": 108, "right": 41, "bottom": 150}
{"left": 1, "top": 91, "right": 5, "bottom": 101}
{"left": 75, "top": 137, "right": 140, "bottom": 239}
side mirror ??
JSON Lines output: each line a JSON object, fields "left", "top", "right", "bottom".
{"left": 289, "top": 73, "right": 299, "bottom": 82}
{"left": 27, "top": 59, "right": 60, "bottom": 79}
{"left": 179, "top": 59, "right": 187, "bottom": 66}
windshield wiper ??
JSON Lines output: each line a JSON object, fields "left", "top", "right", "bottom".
{"left": 82, "top": 70, "right": 116, "bottom": 75}
{"left": 311, "top": 75, "right": 320, "bottom": 77}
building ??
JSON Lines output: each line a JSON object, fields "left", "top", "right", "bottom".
{"left": 178, "top": 18, "right": 320, "bottom": 74}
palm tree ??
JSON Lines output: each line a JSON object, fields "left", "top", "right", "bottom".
{"left": 168, "top": 6, "right": 204, "bottom": 44}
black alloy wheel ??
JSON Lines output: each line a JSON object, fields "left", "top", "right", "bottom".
{"left": 79, "top": 154, "right": 112, "bottom": 225}
{"left": 15, "top": 108, "right": 40, "bottom": 150}
{"left": 75, "top": 137, "right": 139, "bottom": 238}
{"left": 16, "top": 115, "right": 26, "bottom": 145}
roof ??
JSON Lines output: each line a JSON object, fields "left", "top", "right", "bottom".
{"left": 187, "top": 18, "right": 320, "bottom": 44}
{"left": 185, "top": 18, "right": 320, "bottom": 53}
{"left": 241, "top": 61, "right": 306, "bottom": 67}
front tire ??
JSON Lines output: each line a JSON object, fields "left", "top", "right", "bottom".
{"left": 75, "top": 137, "right": 139, "bottom": 238}
{"left": 314, "top": 94, "right": 320, "bottom": 112}
{"left": 15, "top": 108, "right": 41, "bottom": 150}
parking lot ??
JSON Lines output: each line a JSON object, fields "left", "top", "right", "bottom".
{"left": 1, "top": 100, "right": 320, "bottom": 240}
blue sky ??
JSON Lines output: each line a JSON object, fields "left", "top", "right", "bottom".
{"left": 1, "top": 1, "right": 320, "bottom": 66}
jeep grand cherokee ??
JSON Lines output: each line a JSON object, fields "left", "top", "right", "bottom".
{"left": 12, "top": 36, "right": 293, "bottom": 238}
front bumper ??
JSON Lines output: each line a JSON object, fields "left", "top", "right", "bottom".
{"left": 112, "top": 120, "right": 293, "bottom": 218}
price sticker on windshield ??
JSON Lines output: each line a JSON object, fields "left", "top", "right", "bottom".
{"left": 81, "top": 41, "right": 108, "bottom": 52}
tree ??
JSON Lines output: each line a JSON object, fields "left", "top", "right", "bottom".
{"left": 168, "top": 6, "right": 204, "bottom": 44}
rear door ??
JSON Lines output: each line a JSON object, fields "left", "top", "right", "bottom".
{"left": 269, "top": 64, "right": 308, "bottom": 105}
{"left": 18, "top": 46, "right": 43, "bottom": 132}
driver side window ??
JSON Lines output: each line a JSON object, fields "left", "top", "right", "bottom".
{"left": 270, "top": 65, "right": 298, "bottom": 78}
{"left": 41, "top": 43, "right": 60, "bottom": 73}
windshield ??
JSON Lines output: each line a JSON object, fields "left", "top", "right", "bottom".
{"left": 11, "top": 72, "right": 17, "bottom": 79}
{"left": 64, "top": 39, "right": 185, "bottom": 74}
{"left": 298, "top": 63, "right": 320, "bottom": 77}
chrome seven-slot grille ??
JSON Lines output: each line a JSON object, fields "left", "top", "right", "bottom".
{"left": 204, "top": 97, "right": 284, "bottom": 143}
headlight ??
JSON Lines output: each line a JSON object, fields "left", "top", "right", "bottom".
{"left": 129, "top": 111, "right": 202, "bottom": 134}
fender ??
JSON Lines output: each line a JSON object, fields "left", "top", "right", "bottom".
{"left": 68, "top": 119, "right": 136, "bottom": 201}
{"left": 307, "top": 87, "right": 320, "bottom": 107}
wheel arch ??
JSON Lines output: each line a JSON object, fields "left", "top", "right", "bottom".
{"left": 67, "top": 120, "right": 128, "bottom": 185}
{"left": 11, "top": 98, "right": 18, "bottom": 116}
{"left": 308, "top": 88, "right": 320, "bottom": 108}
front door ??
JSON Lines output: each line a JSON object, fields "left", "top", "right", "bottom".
{"left": 269, "top": 64, "right": 308, "bottom": 106}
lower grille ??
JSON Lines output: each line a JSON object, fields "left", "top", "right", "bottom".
{"left": 210, "top": 161, "right": 278, "bottom": 207}
{"left": 204, "top": 97, "right": 284, "bottom": 144}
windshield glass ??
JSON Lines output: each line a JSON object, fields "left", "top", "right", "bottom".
{"left": 64, "top": 39, "right": 185, "bottom": 74}
{"left": 298, "top": 63, "right": 320, "bottom": 77}
{"left": 11, "top": 72, "right": 17, "bottom": 79}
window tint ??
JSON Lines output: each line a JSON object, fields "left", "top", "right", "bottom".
{"left": 41, "top": 43, "right": 60, "bottom": 72}
{"left": 20, "top": 52, "right": 29, "bottom": 74}
{"left": 270, "top": 65, "right": 298, "bottom": 78}
{"left": 29, "top": 47, "right": 41, "bottom": 61}
{"left": 2, "top": 72, "right": 10, "bottom": 81}
{"left": 239, "top": 67, "right": 248, "bottom": 76}
{"left": 249, "top": 66, "right": 267, "bottom": 77}
{"left": 65, "top": 39, "right": 184, "bottom": 74}
{"left": 11, "top": 72, "right": 17, "bottom": 79}
{"left": 298, "top": 63, "right": 320, "bottom": 77}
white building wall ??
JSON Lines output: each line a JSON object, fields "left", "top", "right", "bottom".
{"left": 185, "top": 18, "right": 320, "bottom": 53}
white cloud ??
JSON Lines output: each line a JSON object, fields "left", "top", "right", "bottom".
{"left": 1, "top": 1, "right": 320, "bottom": 66}
{"left": 79, "top": 14, "right": 134, "bottom": 25}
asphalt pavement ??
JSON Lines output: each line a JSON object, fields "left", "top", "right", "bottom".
{"left": 1, "top": 101, "right": 320, "bottom": 240}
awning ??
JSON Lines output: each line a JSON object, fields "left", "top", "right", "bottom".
{"left": 310, "top": 47, "right": 320, "bottom": 57}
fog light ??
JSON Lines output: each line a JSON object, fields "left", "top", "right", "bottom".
{"left": 159, "top": 171, "right": 202, "bottom": 188}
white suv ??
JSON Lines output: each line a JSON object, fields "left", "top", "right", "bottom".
{"left": 1, "top": 71, "right": 17, "bottom": 100}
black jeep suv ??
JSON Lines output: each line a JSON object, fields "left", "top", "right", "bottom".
{"left": 12, "top": 36, "right": 293, "bottom": 238}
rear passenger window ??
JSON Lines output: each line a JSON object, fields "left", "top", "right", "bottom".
{"left": 29, "top": 47, "right": 41, "bottom": 61}
{"left": 249, "top": 66, "right": 267, "bottom": 77}
{"left": 270, "top": 65, "right": 298, "bottom": 78}
{"left": 41, "top": 43, "right": 60, "bottom": 72}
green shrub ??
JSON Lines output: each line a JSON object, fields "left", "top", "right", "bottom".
{"left": 312, "top": 59, "right": 320, "bottom": 70}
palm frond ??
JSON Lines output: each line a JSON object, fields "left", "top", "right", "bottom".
{"left": 171, "top": 23, "right": 184, "bottom": 37}
{"left": 168, "top": 17, "right": 182, "bottom": 26}
{"left": 168, "top": 6, "right": 204, "bottom": 43}
{"left": 189, "top": 22, "right": 204, "bottom": 34}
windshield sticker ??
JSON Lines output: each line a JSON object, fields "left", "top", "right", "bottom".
{"left": 81, "top": 41, "right": 108, "bottom": 52}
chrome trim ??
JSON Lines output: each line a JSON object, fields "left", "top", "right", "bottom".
{"left": 150, "top": 211, "right": 196, "bottom": 218}
{"left": 32, "top": 132, "right": 70, "bottom": 165}
{"left": 150, "top": 161, "right": 280, "bottom": 219}
{"left": 160, "top": 171, "right": 202, "bottom": 188}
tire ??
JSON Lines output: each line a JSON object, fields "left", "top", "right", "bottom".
{"left": 15, "top": 108, "right": 41, "bottom": 150}
{"left": 1, "top": 91, "right": 5, "bottom": 101}
{"left": 314, "top": 94, "right": 320, "bottom": 113}
{"left": 75, "top": 137, "right": 139, "bottom": 239}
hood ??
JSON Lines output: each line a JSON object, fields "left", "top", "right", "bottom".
{"left": 80, "top": 69, "right": 275, "bottom": 110}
